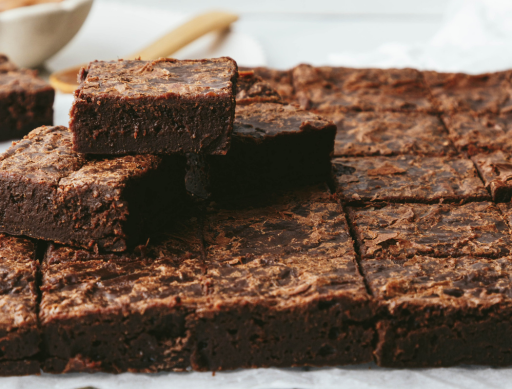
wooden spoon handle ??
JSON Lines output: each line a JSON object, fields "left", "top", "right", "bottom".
{"left": 131, "top": 11, "right": 239, "bottom": 60}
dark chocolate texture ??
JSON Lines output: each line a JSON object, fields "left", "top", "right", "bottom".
{"left": 0, "top": 59, "right": 54, "bottom": 141}
{"left": 70, "top": 57, "right": 238, "bottom": 155}
{"left": 236, "top": 70, "right": 281, "bottom": 105}
{"left": 0, "top": 125, "right": 186, "bottom": 252}
{"left": 334, "top": 155, "right": 489, "bottom": 204}
{"left": 363, "top": 255, "right": 512, "bottom": 367}
{"left": 0, "top": 234, "right": 40, "bottom": 375}
{"left": 472, "top": 151, "right": 512, "bottom": 202}
{"left": 208, "top": 102, "right": 336, "bottom": 198}
{"left": 348, "top": 202, "right": 512, "bottom": 260}
{"left": 326, "top": 111, "right": 454, "bottom": 157}
{"left": 240, "top": 66, "right": 295, "bottom": 103}
{"left": 423, "top": 70, "right": 512, "bottom": 114}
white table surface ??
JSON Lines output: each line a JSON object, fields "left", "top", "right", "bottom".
{"left": 4, "top": 1, "right": 512, "bottom": 388}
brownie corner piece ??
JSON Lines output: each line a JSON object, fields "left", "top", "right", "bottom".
{"left": 194, "top": 185, "right": 375, "bottom": 370}
{"left": 348, "top": 202, "right": 512, "bottom": 260}
{"left": 70, "top": 57, "right": 238, "bottom": 155}
{"left": 363, "top": 255, "right": 512, "bottom": 367}
{"left": 334, "top": 155, "right": 489, "bottom": 204}
{"left": 0, "top": 234, "right": 40, "bottom": 374}
{"left": 0, "top": 125, "right": 186, "bottom": 252}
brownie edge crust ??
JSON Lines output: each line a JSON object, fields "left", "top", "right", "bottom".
{"left": 70, "top": 57, "right": 238, "bottom": 155}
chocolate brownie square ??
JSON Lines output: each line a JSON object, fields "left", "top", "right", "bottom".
{"left": 348, "top": 202, "right": 512, "bottom": 260}
{"left": 334, "top": 155, "right": 489, "bottom": 204}
{"left": 0, "top": 59, "right": 54, "bottom": 141}
{"left": 292, "top": 64, "right": 435, "bottom": 112}
{"left": 194, "top": 185, "right": 374, "bottom": 370}
{"left": 472, "top": 151, "right": 512, "bottom": 202}
{"left": 40, "top": 217, "right": 204, "bottom": 373}
{"left": 326, "top": 111, "right": 454, "bottom": 157}
{"left": 0, "top": 125, "right": 186, "bottom": 252}
{"left": 442, "top": 112, "right": 512, "bottom": 155}
{"left": 207, "top": 102, "right": 336, "bottom": 198}
{"left": 363, "top": 255, "right": 512, "bottom": 367}
{"left": 70, "top": 57, "right": 238, "bottom": 155}
{"left": 423, "top": 70, "right": 512, "bottom": 114}
{"left": 0, "top": 234, "right": 40, "bottom": 376}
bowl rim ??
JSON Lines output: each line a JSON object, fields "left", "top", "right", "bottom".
{"left": 0, "top": 0, "right": 93, "bottom": 21}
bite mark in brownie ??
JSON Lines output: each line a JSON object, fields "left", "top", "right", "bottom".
{"left": 362, "top": 255, "right": 512, "bottom": 367}
{"left": 423, "top": 70, "right": 512, "bottom": 114}
{"left": 70, "top": 57, "right": 238, "bottom": 155}
{"left": 348, "top": 202, "right": 512, "bottom": 260}
{"left": 0, "top": 125, "right": 186, "bottom": 252}
{"left": 442, "top": 112, "right": 512, "bottom": 155}
{"left": 334, "top": 155, "right": 489, "bottom": 204}
{"left": 194, "top": 185, "right": 374, "bottom": 370}
{"left": 0, "top": 234, "right": 40, "bottom": 375}
{"left": 325, "top": 111, "right": 454, "bottom": 157}
{"left": 292, "top": 64, "right": 435, "bottom": 112}
{"left": 0, "top": 60, "right": 54, "bottom": 141}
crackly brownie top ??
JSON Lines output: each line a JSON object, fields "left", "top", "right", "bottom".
{"left": 234, "top": 102, "right": 336, "bottom": 140}
{"left": 76, "top": 57, "right": 237, "bottom": 99}
{"left": 362, "top": 255, "right": 512, "bottom": 311}
{"left": 40, "top": 218, "right": 205, "bottom": 322}
{"left": 241, "top": 66, "right": 294, "bottom": 102}
{"left": 203, "top": 185, "right": 370, "bottom": 315}
{"left": 472, "top": 150, "right": 512, "bottom": 194}
{"left": 349, "top": 202, "right": 512, "bottom": 260}
{"left": 0, "top": 234, "right": 38, "bottom": 330}
{"left": 0, "top": 54, "right": 17, "bottom": 73}
{"left": 0, "top": 125, "right": 160, "bottom": 188}
{"left": 423, "top": 70, "right": 512, "bottom": 114}
{"left": 334, "top": 155, "right": 489, "bottom": 203}
{"left": 442, "top": 112, "right": 512, "bottom": 155}
{"left": 236, "top": 70, "right": 281, "bottom": 105}
{"left": 326, "top": 111, "right": 454, "bottom": 157}
{"left": 0, "top": 68, "right": 53, "bottom": 93}
{"left": 292, "top": 64, "right": 434, "bottom": 112}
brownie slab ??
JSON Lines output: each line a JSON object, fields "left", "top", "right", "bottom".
{"left": 0, "top": 60, "right": 54, "bottom": 141}
{"left": 326, "top": 111, "right": 454, "bottom": 157}
{"left": 40, "top": 218, "right": 204, "bottom": 373}
{"left": 0, "top": 125, "right": 186, "bottom": 252}
{"left": 348, "top": 202, "right": 512, "bottom": 260}
{"left": 0, "top": 234, "right": 40, "bottom": 375}
{"left": 194, "top": 185, "right": 374, "bottom": 370}
{"left": 442, "top": 112, "right": 512, "bottom": 155}
{"left": 70, "top": 57, "right": 237, "bottom": 155}
{"left": 423, "top": 70, "right": 512, "bottom": 114}
{"left": 292, "top": 64, "right": 435, "bottom": 112}
{"left": 334, "top": 155, "right": 489, "bottom": 204}
{"left": 363, "top": 255, "right": 512, "bottom": 367}
{"left": 207, "top": 102, "right": 336, "bottom": 198}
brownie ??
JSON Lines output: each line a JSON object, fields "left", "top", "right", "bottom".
{"left": 292, "top": 64, "right": 435, "bottom": 112}
{"left": 40, "top": 217, "right": 205, "bottom": 374}
{"left": 423, "top": 70, "right": 512, "bottom": 114}
{"left": 325, "top": 111, "right": 454, "bottom": 157}
{"left": 471, "top": 151, "right": 512, "bottom": 202}
{"left": 348, "top": 202, "right": 512, "bottom": 260}
{"left": 334, "top": 155, "right": 489, "bottom": 204}
{"left": 362, "top": 255, "right": 512, "bottom": 367}
{"left": 70, "top": 57, "right": 238, "bottom": 155}
{"left": 0, "top": 234, "right": 40, "bottom": 376}
{"left": 236, "top": 70, "right": 281, "bottom": 105}
{"left": 442, "top": 112, "right": 512, "bottom": 155}
{"left": 0, "top": 125, "right": 186, "bottom": 252}
{"left": 207, "top": 102, "right": 336, "bottom": 198}
{"left": 240, "top": 66, "right": 294, "bottom": 103}
{"left": 0, "top": 62, "right": 54, "bottom": 141}
{"left": 193, "top": 185, "right": 374, "bottom": 370}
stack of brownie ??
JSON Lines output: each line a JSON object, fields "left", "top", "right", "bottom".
{"left": 2, "top": 52, "right": 512, "bottom": 376}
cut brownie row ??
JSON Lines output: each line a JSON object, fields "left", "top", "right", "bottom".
{"left": 39, "top": 185, "right": 375, "bottom": 373}
{"left": 0, "top": 55, "right": 54, "bottom": 141}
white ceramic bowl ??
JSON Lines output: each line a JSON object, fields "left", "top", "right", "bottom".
{"left": 0, "top": 0, "right": 93, "bottom": 68}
